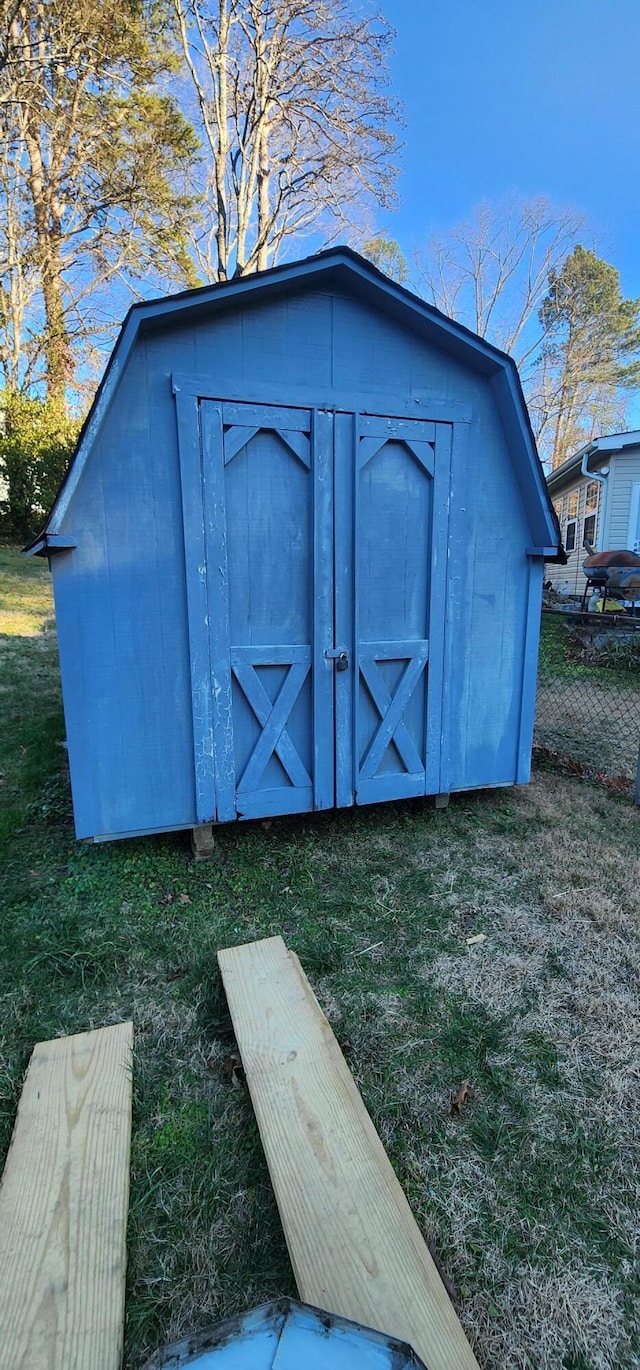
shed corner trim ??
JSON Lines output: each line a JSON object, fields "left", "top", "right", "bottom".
{"left": 24, "top": 533, "right": 77, "bottom": 558}
{"left": 24, "top": 537, "right": 46, "bottom": 558}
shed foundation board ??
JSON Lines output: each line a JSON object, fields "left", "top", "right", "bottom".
{"left": 217, "top": 937, "right": 480, "bottom": 1370}
{"left": 0, "top": 1022, "right": 134, "bottom": 1370}
{"left": 192, "top": 823, "right": 216, "bottom": 860}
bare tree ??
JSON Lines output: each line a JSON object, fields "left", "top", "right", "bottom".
{"left": 173, "top": 0, "right": 400, "bottom": 281}
{"left": 416, "top": 195, "right": 597, "bottom": 465}
{"left": 417, "top": 196, "right": 584, "bottom": 362}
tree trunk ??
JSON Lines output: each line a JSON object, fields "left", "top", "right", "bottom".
{"left": 39, "top": 254, "right": 71, "bottom": 403}
{"left": 214, "top": 0, "right": 229, "bottom": 280}
{"left": 256, "top": 124, "right": 270, "bottom": 272}
{"left": 22, "top": 11, "right": 72, "bottom": 403}
{"left": 25, "top": 133, "right": 72, "bottom": 402}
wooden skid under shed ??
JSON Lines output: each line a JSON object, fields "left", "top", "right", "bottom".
{"left": 218, "top": 936, "right": 479, "bottom": 1370}
{"left": 0, "top": 1022, "right": 134, "bottom": 1370}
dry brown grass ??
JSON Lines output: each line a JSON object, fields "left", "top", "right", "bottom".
{"left": 0, "top": 545, "right": 53, "bottom": 636}
{"left": 342, "top": 777, "right": 640, "bottom": 1370}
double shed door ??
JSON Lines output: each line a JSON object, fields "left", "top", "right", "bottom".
{"left": 182, "top": 398, "right": 451, "bottom": 823}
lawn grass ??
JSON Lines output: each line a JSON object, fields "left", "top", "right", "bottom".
{"left": 0, "top": 542, "right": 56, "bottom": 636}
{"left": 1, "top": 544, "right": 639, "bottom": 1370}
{"left": 538, "top": 611, "right": 640, "bottom": 687}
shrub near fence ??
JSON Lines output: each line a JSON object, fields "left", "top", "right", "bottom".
{"left": 535, "top": 608, "right": 640, "bottom": 781}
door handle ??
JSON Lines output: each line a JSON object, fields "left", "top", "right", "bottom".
{"left": 324, "top": 647, "right": 349, "bottom": 671}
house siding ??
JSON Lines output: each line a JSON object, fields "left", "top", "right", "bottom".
{"left": 547, "top": 470, "right": 604, "bottom": 594}
{"left": 546, "top": 441, "right": 640, "bottom": 596}
{"left": 605, "top": 447, "right": 640, "bottom": 547}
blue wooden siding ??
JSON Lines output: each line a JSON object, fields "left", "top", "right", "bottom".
{"left": 440, "top": 419, "right": 535, "bottom": 792}
{"left": 52, "top": 282, "right": 542, "bottom": 840}
{"left": 51, "top": 345, "right": 196, "bottom": 839}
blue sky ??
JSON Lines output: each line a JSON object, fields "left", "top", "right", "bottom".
{"left": 380, "top": 0, "right": 640, "bottom": 301}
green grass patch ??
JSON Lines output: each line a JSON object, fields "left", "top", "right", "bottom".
{"left": 539, "top": 610, "right": 640, "bottom": 688}
{"left": 1, "top": 544, "right": 639, "bottom": 1369}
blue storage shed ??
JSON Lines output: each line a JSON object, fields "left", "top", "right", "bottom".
{"left": 29, "top": 248, "right": 561, "bottom": 844}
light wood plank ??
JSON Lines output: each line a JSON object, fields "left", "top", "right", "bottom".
{"left": 0, "top": 1022, "right": 134, "bottom": 1370}
{"left": 218, "top": 938, "right": 480, "bottom": 1370}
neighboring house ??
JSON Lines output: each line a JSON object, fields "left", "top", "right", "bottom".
{"left": 546, "top": 430, "right": 640, "bottom": 595}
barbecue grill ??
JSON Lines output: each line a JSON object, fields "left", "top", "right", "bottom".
{"left": 580, "top": 549, "right": 640, "bottom": 611}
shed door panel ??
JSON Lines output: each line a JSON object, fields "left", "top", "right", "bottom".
{"left": 351, "top": 418, "right": 437, "bottom": 804}
{"left": 200, "top": 401, "right": 333, "bottom": 820}
{"left": 183, "top": 400, "right": 449, "bottom": 822}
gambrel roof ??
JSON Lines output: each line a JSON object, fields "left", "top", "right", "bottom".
{"left": 28, "top": 245, "right": 561, "bottom": 557}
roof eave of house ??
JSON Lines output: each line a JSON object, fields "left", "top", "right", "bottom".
{"left": 547, "top": 429, "right": 640, "bottom": 493}
{"left": 546, "top": 445, "right": 597, "bottom": 492}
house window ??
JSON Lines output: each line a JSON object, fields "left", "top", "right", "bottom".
{"left": 583, "top": 481, "right": 599, "bottom": 548}
{"left": 565, "top": 491, "right": 579, "bottom": 553}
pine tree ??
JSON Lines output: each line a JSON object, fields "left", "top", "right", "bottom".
{"left": 538, "top": 246, "right": 640, "bottom": 467}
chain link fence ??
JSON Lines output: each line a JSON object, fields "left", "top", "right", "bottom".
{"left": 534, "top": 607, "right": 640, "bottom": 783}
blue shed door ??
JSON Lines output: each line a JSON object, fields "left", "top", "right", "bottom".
{"left": 179, "top": 397, "right": 450, "bottom": 822}
{"left": 198, "top": 401, "right": 334, "bottom": 821}
{"left": 334, "top": 415, "right": 449, "bottom": 807}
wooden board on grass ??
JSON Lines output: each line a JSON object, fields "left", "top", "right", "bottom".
{"left": 218, "top": 936, "right": 479, "bottom": 1370}
{"left": 0, "top": 1021, "right": 134, "bottom": 1370}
